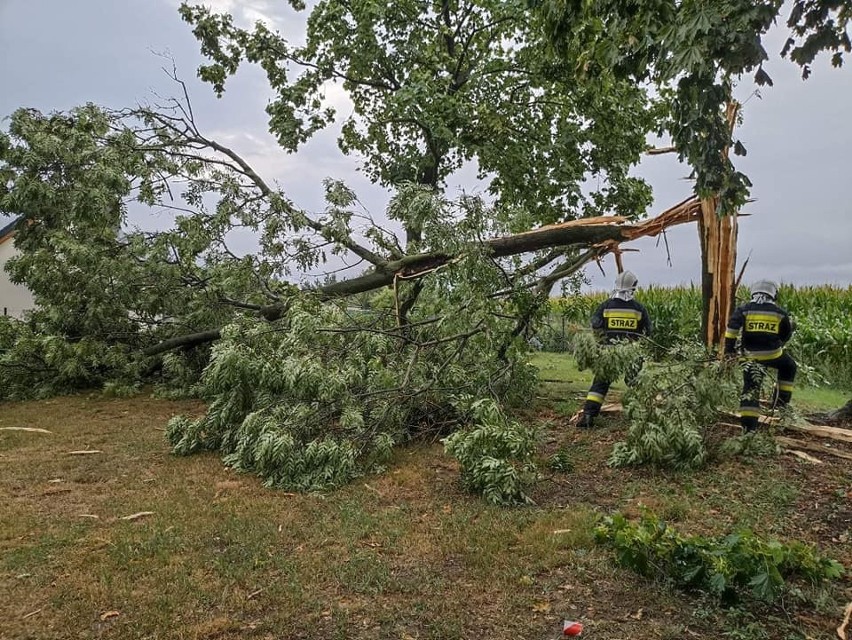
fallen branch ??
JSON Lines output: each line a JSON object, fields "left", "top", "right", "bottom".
{"left": 67, "top": 450, "right": 103, "bottom": 455}
{"left": 145, "top": 197, "right": 705, "bottom": 356}
{"left": 775, "top": 436, "right": 852, "bottom": 462}
{"left": 721, "top": 412, "right": 852, "bottom": 443}
{"left": 142, "top": 329, "right": 221, "bottom": 356}
{"left": 785, "top": 423, "right": 852, "bottom": 444}
{"left": 22, "top": 608, "right": 42, "bottom": 620}
{"left": 0, "top": 427, "right": 53, "bottom": 434}
{"left": 838, "top": 600, "right": 852, "bottom": 640}
{"left": 120, "top": 511, "right": 155, "bottom": 521}
{"left": 785, "top": 450, "right": 824, "bottom": 464}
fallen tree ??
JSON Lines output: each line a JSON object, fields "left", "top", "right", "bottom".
{"left": 142, "top": 196, "right": 705, "bottom": 357}
{"left": 0, "top": 99, "right": 703, "bottom": 497}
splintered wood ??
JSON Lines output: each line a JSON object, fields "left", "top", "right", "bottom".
{"left": 698, "top": 194, "right": 738, "bottom": 349}
{"left": 775, "top": 436, "right": 852, "bottom": 462}
{"left": 785, "top": 450, "right": 824, "bottom": 464}
{"left": 593, "top": 197, "right": 704, "bottom": 256}
{"left": 786, "top": 423, "right": 852, "bottom": 443}
{"left": 698, "top": 101, "right": 740, "bottom": 351}
{"left": 0, "top": 427, "right": 54, "bottom": 434}
{"left": 838, "top": 600, "right": 852, "bottom": 640}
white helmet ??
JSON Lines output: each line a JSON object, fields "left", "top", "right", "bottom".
{"left": 751, "top": 280, "right": 778, "bottom": 300}
{"left": 614, "top": 270, "right": 638, "bottom": 292}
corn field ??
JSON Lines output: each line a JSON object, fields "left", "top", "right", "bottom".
{"left": 541, "top": 285, "right": 852, "bottom": 390}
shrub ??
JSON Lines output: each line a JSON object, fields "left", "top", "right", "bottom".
{"left": 166, "top": 294, "right": 538, "bottom": 493}
{"left": 443, "top": 398, "right": 539, "bottom": 505}
{"left": 609, "top": 341, "right": 739, "bottom": 470}
{"left": 596, "top": 512, "right": 844, "bottom": 604}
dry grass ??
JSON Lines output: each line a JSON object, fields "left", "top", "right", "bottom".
{"left": 2, "top": 386, "right": 850, "bottom": 640}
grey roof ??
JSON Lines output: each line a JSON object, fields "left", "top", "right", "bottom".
{"left": 0, "top": 216, "right": 21, "bottom": 240}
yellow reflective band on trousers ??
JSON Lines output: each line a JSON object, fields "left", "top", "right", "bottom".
{"left": 603, "top": 309, "right": 641, "bottom": 330}
{"left": 777, "top": 381, "right": 794, "bottom": 392}
{"left": 744, "top": 348, "right": 783, "bottom": 361}
{"left": 586, "top": 392, "right": 604, "bottom": 403}
{"left": 725, "top": 328, "right": 740, "bottom": 339}
{"left": 739, "top": 407, "right": 761, "bottom": 417}
{"left": 743, "top": 312, "right": 781, "bottom": 334}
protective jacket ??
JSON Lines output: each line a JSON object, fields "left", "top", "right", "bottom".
{"left": 724, "top": 301, "right": 793, "bottom": 360}
{"left": 590, "top": 298, "right": 652, "bottom": 342}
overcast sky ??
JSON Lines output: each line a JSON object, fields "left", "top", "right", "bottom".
{"left": 1, "top": 0, "right": 851, "bottom": 291}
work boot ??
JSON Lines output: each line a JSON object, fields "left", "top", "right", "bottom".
{"left": 741, "top": 416, "right": 759, "bottom": 434}
{"left": 578, "top": 413, "right": 595, "bottom": 430}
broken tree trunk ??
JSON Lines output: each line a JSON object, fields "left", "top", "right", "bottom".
{"left": 774, "top": 436, "right": 852, "bottom": 462}
{"left": 698, "top": 196, "right": 738, "bottom": 350}
{"left": 698, "top": 101, "right": 740, "bottom": 353}
{"left": 785, "top": 423, "right": 852, "bottom": 443}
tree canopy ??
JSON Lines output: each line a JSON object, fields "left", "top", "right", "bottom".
{"left": 532, "top": 0, "right": 851, "bottom": 214}
{"left": 179, "top": 0, "right": 660, "bottom": 229}
{"left": 0, "top": 0, "right": 679, "bottom": 398}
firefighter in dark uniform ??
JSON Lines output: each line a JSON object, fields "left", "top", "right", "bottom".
{"left": 578, "top": 271, "right": 652, "bottom": 429}
{"left": 724, "top": 280, "right": 797, "bottom": 432}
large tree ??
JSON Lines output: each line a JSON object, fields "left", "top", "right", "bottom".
{"left": 0, "top": 0, "right": 689, "bottom": 491}
{"left": 534, "top": 0, "right": 850, "bottom": 212}
{"left": 1, "top": 0, "right": 677, "bottom": 394}
{"left": 0, "top": 95, "right": 698, "bottom": 492}
{"left": 19, "top": 0, "right": 840, "bottom": 489}
{"left": 178, "top": 0, "right": 659, "bottom": 230}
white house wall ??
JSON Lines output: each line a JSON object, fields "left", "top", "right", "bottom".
{"left": 0, "top": 239, "right": 35, "bottom": 318}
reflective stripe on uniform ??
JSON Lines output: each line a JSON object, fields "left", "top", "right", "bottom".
{"left": 743, "top": 312, "right": 782, "bottom": 334}
{"left": 603, "top": 309, "right": 641, "bottom": 330}
{"left": 739, "top": 407, "right": 761, "bottom": 417}
{"left": 586, "top": 392, "right": 605, "bottom": 404}
{"left": 743, "top": 348, "right": 783, "bottom": 361}
{"left": 744, "top": 310, "right": 783, "bottom": 319}
{"left": 724, "top": 328, "right": 740, "bottom": 339}
{"left": 777, "top": 380, "right": 794, "bottom": 392}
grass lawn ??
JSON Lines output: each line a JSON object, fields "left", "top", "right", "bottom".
{"left": 1, "top": 357, "right": 850, "bottom": 639}
{"left": 530, "top": 351, "right": 850, "bottom": 413}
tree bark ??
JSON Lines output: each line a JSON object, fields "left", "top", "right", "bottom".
{"left": 142, "top": 329, "right": 222, "bottom": 357}
{"left": 698, "top": 196, "right": 738, "bottom": 350}
{"left": 698, "top": 101, "right": 740, "bottom": 353}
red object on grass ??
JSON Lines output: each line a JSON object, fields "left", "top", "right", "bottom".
{"left": 563, "top": 620, "right": 583, "bottom": 636}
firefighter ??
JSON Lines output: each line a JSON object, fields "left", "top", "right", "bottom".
{"left": 724, "top": 280, "right": 797, "bottom": 433}
{"left": 578, "top": 270, "right": 652, "bottom": 429}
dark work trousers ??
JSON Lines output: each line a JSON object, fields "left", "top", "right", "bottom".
{"left": 739, "top": 351, "right": 797, "bottom": 432}
{"left": 582, "top": 358, "right": 642, "bottom": 417}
